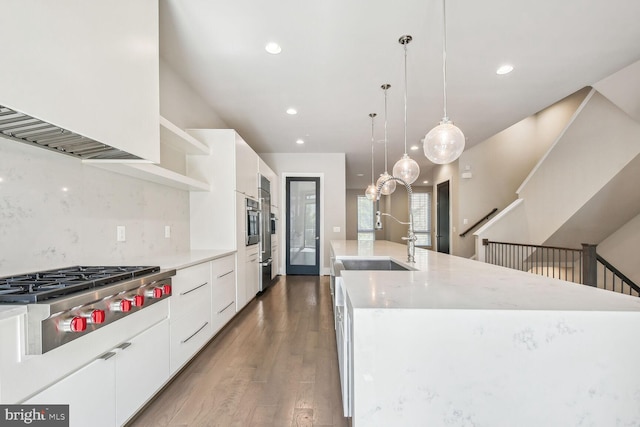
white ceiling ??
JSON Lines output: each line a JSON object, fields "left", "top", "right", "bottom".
{"left": 159, "top": 0, "right": 640, "bottom": 189}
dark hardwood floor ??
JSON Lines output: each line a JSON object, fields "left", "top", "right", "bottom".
{"left": 128, "top": 275, "right": 348, "bottom": 427}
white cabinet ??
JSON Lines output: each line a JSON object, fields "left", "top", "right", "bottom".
{"left": 237, "top": 137, "right": 259, "bottom": 199}
{"left": 211, "top": 255, "right": 237, "bottom": 334}
{"left": 25, "top": 354, "right": 116, "bottom": 427}
{"left": 272, "top": 233, "right": 279, "bottom": 280}
{"left": 235, "top": 191, "right": 260, "bottom": 312}
{"left": 0, "top": 1, "right": 160, "bottom": 162}
{"left": 334, "top": 277, "right": 349, "bottom": 415}
{"left": 259, "top": 158, "right": 279, "bottom": 210}
{"left": 169, "top": 262, "right": 213, "bottom": 374}
{"left": 246, "top": 246, "right": 260, "bottom": 300}
{"left": 187, "top": 128, "right": 258, "bottom": 198}
{"left": 115, "top": 319, "right": 170, "bottom": 426}
{"left": 24, "top": 319, "right": 170, "bottom": 427}
{"left": 187, "top": 129, "right": 258, "bottom": 250}
{"left": 237, "top": 244, "right": 259, "bottom": 312}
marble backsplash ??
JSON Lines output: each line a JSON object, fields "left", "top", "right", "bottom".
{"left": 0, "top": 136, "right": 190, "bottom": 276}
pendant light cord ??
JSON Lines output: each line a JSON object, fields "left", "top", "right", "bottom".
{"left": 370, "top": 113, "right": 376, "bottom": 184}
{"left": 383, "top": 85, "right": 389, "bottom": 173}
{"left": 442, "top": 0, "right": 448, "bottom": 121}
{"left": 403, "top": 43, "right": 408, "bottom": 155}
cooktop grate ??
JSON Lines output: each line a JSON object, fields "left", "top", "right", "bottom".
{"left": 0, "top": 266, "right": 160, "bottom": 304}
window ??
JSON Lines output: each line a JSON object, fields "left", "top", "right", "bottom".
{"left": 411, "top": 192, "right": 431, "bottom": 247}
{"left": 357, "top": 195, "right": 375, "bottom": 241}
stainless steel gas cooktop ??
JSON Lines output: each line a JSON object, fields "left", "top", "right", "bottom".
{"left": 0, "top": 265, "right": 176, "bottom": 354}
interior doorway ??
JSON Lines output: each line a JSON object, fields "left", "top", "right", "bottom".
{"left": 436, "top": 180, "right": 450, "bottom": 254}
{"left": 285, "top": 177, "right": 320, "bottom": 275}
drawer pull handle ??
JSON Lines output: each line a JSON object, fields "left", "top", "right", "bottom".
{"left": 217, "top": 301, "right": 235, "bottom": 314}
{"left": 217, "top": 270, "right": 234, "bottom": 279}
{"left": 99, "top": 351, "right": 116, "bottom": 361}
{"left": 116, "top": 342, "right": 131, "bottom": 350}
{"left": 180, "top": 282, "right": 208, "bottom": 296}
{"left": 181, "top": 322, "right": 209, "bottom": 344}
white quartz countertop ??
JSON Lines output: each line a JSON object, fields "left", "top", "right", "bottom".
{"left": 332, "top": 240, "right": 640, "bottom": 312}
{"left": 0, "top": 249, "right": 236, "bottom": 321}
{"left": 126, "top": 249, "right": 236, "bottom": 271}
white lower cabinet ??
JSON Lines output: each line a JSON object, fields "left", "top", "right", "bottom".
{"left": 25, "top": 318, "right": 169, "bottom": 427}
{"left": 246, "top": 246, "right": 260, "bottom": 302}
{"left": 211, "top": 254, "right": 236, "bottom": 334}
{"left": 334, "top": 276, "right": 352, "bottom": 417}
{"left": 169, "top": 262, "right": 213, "bottom": 374}
{"left": 25, "top": 353, "right": 116, "bottom": 427}
{"left": 115, "top": 319, "right": 169, "bottom": 426}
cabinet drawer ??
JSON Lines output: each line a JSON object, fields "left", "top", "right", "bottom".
{"left": 211, "top": 254, "right": 235, "bottom": 280}
{"left": 171, "top": 262, "right": 211, "bottom": 320}
{"left": 169, "top": 303, "right": 212, "bottom": 374}
{"left": 211, "top": 273, "right": 235, "bottom": 333}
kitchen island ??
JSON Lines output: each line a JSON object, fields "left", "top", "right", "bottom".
{"left": 330, "top": 240, "right": 640, "bottom": 426}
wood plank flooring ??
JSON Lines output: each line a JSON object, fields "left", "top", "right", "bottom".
{"left": 128, "top": 275, "right": 349, "bottom": 427}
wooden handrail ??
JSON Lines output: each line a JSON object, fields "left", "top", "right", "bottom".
{"left": 460, "top": 208, "right": 498, "bottom": 237}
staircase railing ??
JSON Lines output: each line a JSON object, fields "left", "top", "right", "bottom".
{"left": 460, "top": 208, "right": 498, "bottom": 237}
{"left": 482, "top": 240, "right": 639, "bottom": 297}
{"left": 596, "top": 253, "right": 640, "bottom": 296}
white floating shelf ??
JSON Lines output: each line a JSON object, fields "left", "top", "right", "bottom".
{"left": 84, "top": 160, "right": 211, "bottom": 192}
{"left": 159, "top": 116, "right": 209, "bottom": 155}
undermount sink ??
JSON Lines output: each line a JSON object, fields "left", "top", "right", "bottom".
{"left": 339, "top": 259, "right": 411, "bottom": 271}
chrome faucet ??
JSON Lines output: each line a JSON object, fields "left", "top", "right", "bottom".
{"left": 375, "top": 176, "right": 417, "bottom": 263}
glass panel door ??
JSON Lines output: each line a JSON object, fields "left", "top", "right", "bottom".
{"left": 286, "top": 177, "right": 320, "bottom": 275}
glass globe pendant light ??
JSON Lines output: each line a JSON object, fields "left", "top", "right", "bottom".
{"left": 424, "top": 0, "right": 465, "bottom": 165}
{"left": 365, "top": 113, "right": 378, "bottom": 200}
{"left": 376, "top": 84, "right": 396, "bottom": 195}
{"left": 392, "top": 35, "right": 420, "bottom": 184}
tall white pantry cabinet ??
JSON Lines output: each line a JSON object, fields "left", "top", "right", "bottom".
{"left": 187, "top": 129, "right": 278, "bottom": 311}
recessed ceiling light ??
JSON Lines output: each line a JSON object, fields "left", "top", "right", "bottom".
{"left": 356, "top": 173, "right": 364, "bottom": 177}
{"left": 286, "top": 108, "right": 297, "bottom": 115}
{"left": 410, "top": 145, "right": 419, "bottom": 151}
{"left": 265, "top": 42, "right": 282, "bottom": 55}
{"left": 496, "top": 64, "right": 514, "bottom": 75}
{"left": 423, "top": 180, "right": 429, "bottom": 184}
{"left": 296, "top": 139, "right": 304, "bottom": 145}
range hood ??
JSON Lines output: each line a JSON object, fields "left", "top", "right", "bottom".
{"left": 0, "top": 105, "right": 140, "bottom": 160}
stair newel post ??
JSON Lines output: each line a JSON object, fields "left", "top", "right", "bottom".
{"left": 582, "top": 243, "right": 597, "bottom": 287}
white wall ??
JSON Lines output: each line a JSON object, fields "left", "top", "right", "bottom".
{"left": 260, "top": 153, "right": 346, "bottom": 275}
{"left": 455, "top": 88, "right": 588, "bottom": 258}
{"left": 159, "top": 58, "right": 228, "bottom": 130}
{"left": 518, "top": 90, "right": 640, "bottom": 244}
{"left": 597, "top": 213, "right": 640, "bottom": 286}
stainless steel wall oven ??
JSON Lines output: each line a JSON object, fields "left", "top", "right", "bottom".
{"left": 246, "top": 198, "right": 260, "bottom": 246}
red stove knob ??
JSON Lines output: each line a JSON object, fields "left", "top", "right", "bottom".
{"left": 84, "top": 309, "right": 106, "bottom": 324}
{"left": 90, "top": 309, "right": 106, "bottom": 324}
{"left": 162, "top": 284, "right": 172, "bottom": 296}
{"left": 146, "top": 287, "right": 163, "bottom": 299}
{"left": 132, "top": 295, "right": 145, "bottom": 307}
{"left": 111, "top": 299, "right": 132, "bottom": 312}
{"left": 60, "top": 316, "right": 87, "bottom": 333}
